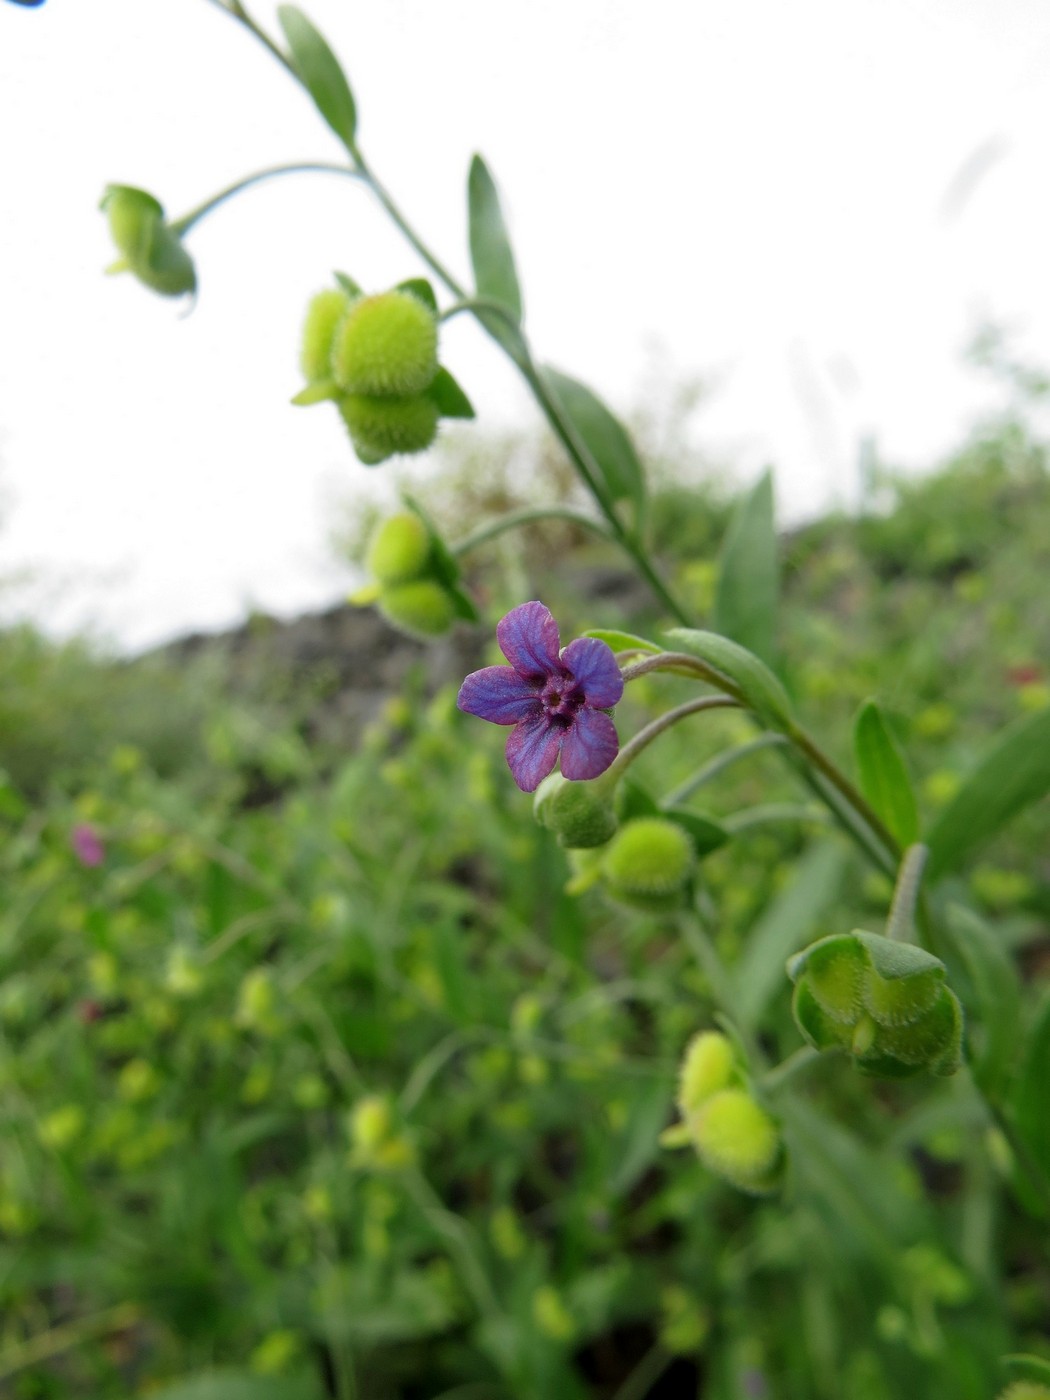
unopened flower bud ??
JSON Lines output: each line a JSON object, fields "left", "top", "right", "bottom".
{"left": 339, "top": 393, "right": 439, "bottom": 462}
{"left": 533, "top": 773, "right": 618, "bottom": 849}
{"left": 600, "top": 817, "right": 696, "bottom": 911}
{"left": 377, "top": 579, "right": 455, "bottom": 639}
{"left": 332, "top": 290, "right": 438, "bottom": 398}
{"left": 692, "top": 1088, "right": 783, "bottom": 1195}
{"left": 365, "top": 512, "right": 432, "bottom": 586}
{"left": 677, "top": 1030, "right": 736, "bottom": 1116}
{"left": 300, "top": 288, "right": 351, "bottom": 382}
{"left": 788, "top": 930, "right": 963, "bottom": 1078}
{"left": 101, "top": 184, "right": 195, "bottom": 298}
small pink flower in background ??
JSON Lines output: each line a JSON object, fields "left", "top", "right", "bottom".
{"left": 71, "top": 823, "right": 105, "bottom": 867}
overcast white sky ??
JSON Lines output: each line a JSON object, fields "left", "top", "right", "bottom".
{"left": 2, "top": 0, "right": 1050, "bottom": 649}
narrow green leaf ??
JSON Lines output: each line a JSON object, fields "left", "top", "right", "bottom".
{"left": 664, "top": 628, "right": 793, "bottom": 731}
{"left": 278, "top": 6, "right": 357, "bottom": 152}
{"left": 544, "top": 367, "right": 647, "bottom": 517}
{"left": 1013, "top": 990, "right": 1050, "bottom": 1182}
{"left": 426, "top": 366, "right": 475, "bottom": 420}
{"left": 581, "top": 628, "right": 660, "bottom": 655}
{"left": 926, "top": 706, "right": 1050, "bottom": 879}
{"left": 609, "top": 1080, "right": 675, "bottom": 1195}
{"left": 333, "top": 270, "right": 362, "bottom": 298}
{"left": 290, "top": 378, "right": 338, "bottom": 406}
{"left": 941, "top": 904, "right": 1019, "bottom": 1096}
{"left": 733, "top": 840, "right": 846, "bottom": 1031}
{"left": 853, "top": 701, "right": 920, "bottom": 848}
{"left": 714, "top": 469, "right": 778, "bottom": 667}
{"left": 467, "top": 154, "right": 522, "bottom": 322}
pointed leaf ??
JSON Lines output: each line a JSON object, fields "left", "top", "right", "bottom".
{"left": 467, "top": 154, "right": 522, "bottom": 322}
{"left": 544, "top": 367, "right": 647, "bottom": 517}
{"left": 334, "top": 270, "right": 362, "bottom": 298}
{"left": 278, "top": 6, "right": 357, "bottom": 152}
{"left": 664, "top": 628, "right": 793, "bottom": 731}
{"left": 714, "top": 469, "right": 778, "bottom": 667}
{"left": 926, "top": 706, "right": 1050, "bottom": 879}
{"left": 426, "top": 365, "right": 475, "bottom": 420}
{"left": 395, "top": 277, "right": 438, "bottom": 314}
{"left": 941, "top": 903, "right": 1020, "bottom": 1096}
{"left": 853, "top": 701, "right": 920, "bottom": 848}
{"left": 291, "top": 378, "right": 339, "bottom": 406}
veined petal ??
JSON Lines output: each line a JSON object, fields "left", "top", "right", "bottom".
{"left": 496, "top": 601, "right": 563, "bottom": 678}
{"left": 457, "top": 666, "right": 541, "bottom": 724}
{"left": 505, "top": 712, "right": 562, "bottom": 792}
{"left": 559, "top": 707, "right": 619, "bottom": 782}
{"left": 560, "top": 636, "right": 624, "bottom": 709}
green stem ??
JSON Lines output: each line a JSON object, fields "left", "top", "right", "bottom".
{"left": 603, "top": 696, "right": 740, "bottom": 785}
{"left": 0, "top": 1303, "right": 140, "bottom": 1381}
{"left": 206, "top": 0, "right": 299, "bottom": 80}
{"left": 451, "top": 506, "right": 613, "bottom": 556}
{"left": 786, "top": 723, "right": 901, "bottom": 866}
{"left": 885, "top": 843, "right": 928, "bottom": 942}
{"left": 620, "top": 651, "right": 746, "bottom": 699}
{"left": 722, "top": 802, "right": 830, "bottom": 834}
{"left": 663, "top": 733, "right": 789, "bottom": 806}
{"left": 171, "top": 161, "right": 359, "bottom": 235}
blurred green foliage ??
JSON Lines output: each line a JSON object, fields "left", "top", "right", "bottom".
{"left": 0, "top": 405, "right": 1048, "bottom": 1398}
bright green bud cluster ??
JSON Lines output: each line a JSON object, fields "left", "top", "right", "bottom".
{"left": 533, "top": 773, "right": 619, "bottom": 849}
{"left": 788, "top": 930, "right": 963, "bottom": 1078}
{"left": 101, "top": 185, "right": 196, "bottom": 298}
{"left": 600, "top": 817, "right": 696, "bottom": 911}
{"left": 338, "top": 393, "right": 439, "bottom": 460}
{"left": 333, "top": 291, "right": 438, "bottom": 397}
{"left": 360, "top": 510, "right": 472, "bottom": 641}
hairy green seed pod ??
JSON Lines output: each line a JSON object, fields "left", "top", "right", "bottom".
{"left": 339, "top": 393, "right": 439, "bottom": 461}
{"left": 378, "top": 579, "right": 455, "bottom": 639}
{"left": 692, "top": 1089, "right": 782, "bottom": 1195}
{"left": 600, "top": 817, "right": 696, "bottom": 911}
{"left": 101, "top": 184, "right": 196, "bottom": 298}
{"left": 533, "top": 773, "right": 618, "bottom": 849}
{"left": 676, "top": 1031, "right": 737, "bottom": 1116}
{"left": 365, "top": 513, "right": 432, "bottom": 586}
{"left": 332, "top": 290, "right": 438, "bottom": 397}
{"left": 301, "top": 288, "right": 351, "bottom": 382}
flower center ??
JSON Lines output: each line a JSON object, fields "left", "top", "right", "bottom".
{"left": 540, "top": 674, "right": 584, "bottom": 726}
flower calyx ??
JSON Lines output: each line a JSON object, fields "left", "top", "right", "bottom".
{"left": 101, "top": 184, "right": 196, "bottom": 298}
{"left": 787, "top": 930, "right": 963, "bottom": 1078}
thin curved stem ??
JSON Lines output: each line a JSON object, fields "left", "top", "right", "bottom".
{"left": 663, "top": 733, "right": 789, "bottom": 806}
{"left": 620, "top": 651, "right": 745, "bottom": 700}
{"left": 722, "top": 802, "right": 830, "bottom": 834}
{"left": 451, "top": 506, "right": 614, "bottom": 556}
{"left": 886, "top": 843, "right": 928, "bottom": 942}
{"left": 171, "top": 161, "right": 359, "bottom": 235}
{"left": 207, "top": 0, "right": 299, "bottom": 80}
{"left": 604, "top": 696, "right": 740, "bottom": 784}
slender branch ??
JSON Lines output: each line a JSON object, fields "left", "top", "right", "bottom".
{"left": 620, "top": 651, "right": 745, "bottom": 700}
{"left": 885, "top": 843, "right": 928, "bottom": 942}
{"left": 662, "top": 732, "right": 789, "bottom": 807}
{"left": 722, "top": 803, "right": 830, "bottom": 834}
{"left": 171, "top": 161, "right": 359, "bottom": 235}
{"left": 208, "top": 0, "right": 299, "bottom": 79}
{"left": 604, "top": 696, "right": 740, "bottom": 784}
{"left": 760, "top": 1044, "right": 821, "bottom": 1095}
{"left": 451, "top": 506, "right": 613, "bottom": 556}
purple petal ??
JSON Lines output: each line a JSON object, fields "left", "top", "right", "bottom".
{"left": 560, "top": 637, "right": 624, "bottom": 709}
{"left": 496, "top": 601, "right": 563, "bottom": 678}
{"left": 559, "top": 708, "right": 619, "bottom": 782}
{"left": 505, "top": 712, "right": 562, "bottom": 792}
{"left": 457, "top": 666, "right": 542, "bottom": 724}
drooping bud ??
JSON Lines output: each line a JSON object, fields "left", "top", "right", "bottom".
{"left": 101, "top": 185, "right": 196, "bottom": 298}
{"left": 691, "top": 1088, "right": 783, "bottom": 1195}
{"left": 365, "top": 512, "right": 433, "bottom": 586}
{"left": 300, "top": 288, "right": 351, "bottom": 382}
{"left": 600, "top": 817, "right": 696, "bottom": 911}
{"left": 338, "top": 393, "right": 439, "bottom": 462}
{"left": 377, "top": 579, "right": 456, "bottom": 639}
{"left": 533, "top": 773, "right": 618, "bottom": 849}
{"left": 332, "top": 290, "right": 438, "bottom": 398}
{"left": 788, "top": 930, "right": 963, "bottom": 1078}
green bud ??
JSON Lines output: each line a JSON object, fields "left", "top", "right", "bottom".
{"left": 101, "top": 184, "right": 196, "bottom": 298}
{"left": 676, "top": 1030, "right": 737, "bottom": 1116}
{"left": 332, "top": 290, "right": 438, "bottom": 398}
{"left": 300, "top": 288, "right": 351, "bottom": 382}
{"left": 692, "top": 1088, "right": 783, "bottom": 1195}
{"left": 600, "top": 817, "right": 696, "bottom": 911}
{"left": 533, "top": 773, "right": 618, "bottom": 849}
{"left": 788, "top": 930, "right": 963, "bottom": 1078}
{"left": 365, "top": 513, "right": 432, "bottom": 586}
{"left": 339, "top": 393, "right": 439, "bottom": 462}
{"left": 377, "top": 579, "right": 455, "bottom": 639}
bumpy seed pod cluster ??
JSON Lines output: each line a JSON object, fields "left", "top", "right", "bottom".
{"left": 600, "top": 816, "right": 696, "bottom": 911}
{"left": 296, "top": 279, "right": 473, "bottom": 465}
{"left": 661, "top": 1031, "right": 784, "bottom": 1195}
{"left": 787, "top": 930, "right": 963, "bottom": 1078}
{"left": 533, "top": 773, "right": 619, "bottom": 849}
{"left": 361, "top": 509, "right": 476, "bottom": 640}
{"left": 101, "top": 185, "right": 196, "bottom": 298}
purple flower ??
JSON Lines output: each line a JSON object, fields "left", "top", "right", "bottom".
{"left": 457, "top": 601, "right": 624, "bottom": 792}
{"left": 71, "top": 823, "right": 105, "bottom": 868}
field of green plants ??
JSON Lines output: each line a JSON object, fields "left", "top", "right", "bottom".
{"left": 1, "top": 402, "right": 1049, "bottom": 1398}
